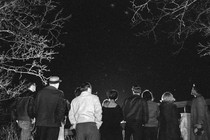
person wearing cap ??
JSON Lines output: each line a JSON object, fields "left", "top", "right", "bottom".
{"left": 68, "top": 82, "right": 102, "bottom": 140}
{"left": 34, "top": 76, "right": 66, "bottom": 140}
{"left": 122, "top": 85, "right": 148, "bottom": 140}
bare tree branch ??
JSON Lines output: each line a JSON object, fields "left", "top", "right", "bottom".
{"left": 0, "top": 0, "right": 70, "bottom": 99}
{"left": 130, "top": 0, "right": 210, "bottom": 55}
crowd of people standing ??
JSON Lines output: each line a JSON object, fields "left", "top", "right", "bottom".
{"left": 10, "top": 76, "right": 210, "bottom": 140}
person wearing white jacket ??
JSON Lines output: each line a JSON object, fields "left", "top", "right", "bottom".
{"left": 69, "top": 82, "right": 102, "bottom": 140}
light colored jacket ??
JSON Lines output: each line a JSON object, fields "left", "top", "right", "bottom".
{"left": 69, "top": 91, "right": 102, "bottom": 129}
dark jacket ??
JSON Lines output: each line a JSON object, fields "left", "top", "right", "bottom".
{"left": 35, "top": 86, "right": 65, "bottom": 127}
{"left": 158, "top": 101, "right": 181, "bottom": 140}
{"left": 190, "top": 95, "right": 210, "bottom": 140}
{"left": 122, "top": 95, "right": 148, "bottom": 124}
{"left": 11, "top": 90, "right": 35, "bottom": 121}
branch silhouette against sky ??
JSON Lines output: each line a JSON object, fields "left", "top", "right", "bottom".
{"left": 130, "top": 0, "right": 210, "bottom": 55}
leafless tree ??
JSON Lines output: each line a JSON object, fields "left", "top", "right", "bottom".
{"left": 0, "top": 0, "right": 70, "bottom": 99}
{"left": 130, "top": 0, "right": 210, "bottom": 55}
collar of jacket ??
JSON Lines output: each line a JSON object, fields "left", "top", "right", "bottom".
{"left": 80, "top": 91, "right": 91, "bottom": 96}
{"left": 46, "top": 85, "right": 57, "bottom": 90}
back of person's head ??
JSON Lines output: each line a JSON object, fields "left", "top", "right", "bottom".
{"left": 160, "top": 92, "right": 175, "bottom": 102}
{"left": 106, "top": 89, "right": 118, "bottom": 100}
{"left": 80, "top": 82, "right": 92, "bottom": 92}
{"left": 141, "top": 90, "right": 154, "bottom": 101}
{"left": 29, "top": 82, "right": 36, "bottom": 92}
{"left": 132, "top": 85, "right": 141, "bottom": 94}
{"left": 27, "top": 82, "right": 36, "bottom": 88}
{"left": 21, "top": 82, "right": 36, "bottom": 96}
{"left": 74, "top": 87, "right": 81, "bottom": 97}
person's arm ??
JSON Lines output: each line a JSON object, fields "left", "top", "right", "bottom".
{"left": 27, "top": 97, "right": 35, "bottom": 119}
{"left": 118, "top": 106, "right": 124, "bottom": 122}
{"left": 196, "top": 97, "right": 205, "bottom": 125}
{"left": 142, "top": 99, "right": 149, "bottom": 124}
{"left": 155, "top": 103, "right": 160, "bottom": 119}
{"left": 10, "top": 98, "right": 17, "bottom": 121}
{"left": 55, "top": 93, "right": 66, "bottom": 124}
{"left": 117, "top": 105, "right": 124, "bottom": 130}
{"left": 94, "top": 96, "right": 102, "bottom": 129}
{"left": 121, "top": 99, "right": 127, "bottom": 121}
{"left": 68, "top": 100, "right": 76, "bottom": 129}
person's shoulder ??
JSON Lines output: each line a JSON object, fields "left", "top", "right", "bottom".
{"left": 58, "top": 89, "right": 63, "bottom": 93}
{"left": 71, "top": 96, "right": 82, "bottom": 105}
{"left": 89, "top": 93, "right": 99, "bottom": 98}
{"left": 38, "top": 86, "right": 48, "bottom": 92}
{"left": 116, "top": 104, "right": 122, "bottom": 109}
{"left": 70, "top": 98, "right": 76, "bottom": 104}
{"left": 88, "top": 94, "right": 100, "bottom": 103}
{"left": 19, "top": 89, "right": 31, "bottom": 97}
{"left": 102, "top": 99, "right": 109, "bottom": 107}
{"left": 126, "top": 94, "right": 138, "bottom": 99}
{"left": 160, "top": 101, "right": 173, "bottom": 107}
{"left": 196, "top": 95, "right": 205, "bottom": 100}
{"left": 147, "top": 100, "right": 153, "bottom": 105}
{"left": 149, "top": 101, "right": 159, "bottom": 105}
{"left": 58, "top": 89, "right": 64, "bottom": 95}
{"left": 72, "top": 95, "right": 80, "bottom": 101}
{"left": 193, "top": 95, "right": 205, "bottom": 104}
{"left": 123, "top": 95, "right": 133, "bottom": 102}
{"left": 92, "top": 94, "right": 100, "bottom": 101}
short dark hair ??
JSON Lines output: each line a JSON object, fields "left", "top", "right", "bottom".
{"left": 141, "top": 90, "right": 153, "bottom": 101}
{"left": 74, "top": 87, "right": 81, "bottom": 97}
{"left": 106, "top": 89, "right": 118, "bottom": 100}
{"left": 80, "top": 82, "right": 91, "bottom": 92}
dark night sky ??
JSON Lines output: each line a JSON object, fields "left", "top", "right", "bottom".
{"left": 48, "top": 0, "right": 210, "bottom": 105}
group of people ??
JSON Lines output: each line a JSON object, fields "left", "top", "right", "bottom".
{"left": 101, "top": 86, "right": 180, "bottom": 140}
{"left": 11, "top": 76, "right": 210, "bottom": 140}
{"left": 11, "top": 76, "right": 67, "bottom": 140}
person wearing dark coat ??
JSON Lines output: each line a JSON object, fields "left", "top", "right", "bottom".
{"left": 100, "top": 89, "right": 123, "bottom": 140}
{"left": 34, "top": 76, "right": 65, "bottom": 140}
{"left": 190, "top": 84, "right": 210, "bottom": 140}
{"left": 158, "top": 92, "right": 181, "bottom": 140}
{"left": 11, "top": 82, "right": 36, "bottom": 140}
{"left": 122, "top": 85, "right": 149, "bottom": 140}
